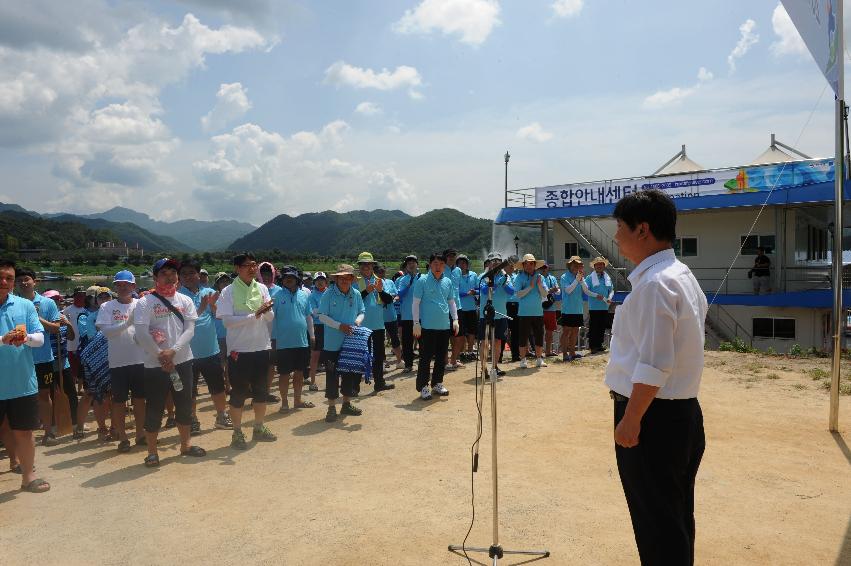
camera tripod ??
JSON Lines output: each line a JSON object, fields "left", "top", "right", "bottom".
{"left": 448, "top": 281, "right": 550, "bottom": 565}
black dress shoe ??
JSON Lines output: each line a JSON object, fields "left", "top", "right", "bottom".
{"left": 374, "top": 383, "right": 396, "bottom": 392}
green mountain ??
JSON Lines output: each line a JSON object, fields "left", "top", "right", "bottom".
{"left": 0, "top": 211, "right": 119, "bottom": 251}
{"left": 83, "top": 206, "right": 255, "bottom": 251}
{"left": 229, "top": 208, "right": 537, "bottom": 259}
{"left": 49, "top": 214, "right": 190, "bottom": 252}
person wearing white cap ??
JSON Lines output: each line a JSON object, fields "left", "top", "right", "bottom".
{"left": 199, "top": 269, "right": 210, "bottom": 289}
{"left": 512, "top": 254, "right": 549, "bottom": 368}
{"left": 585, "top": 256, "right": 614, "bottom": 353}
{"left": 96, "top": 270, "right": 146, "bottom": 452}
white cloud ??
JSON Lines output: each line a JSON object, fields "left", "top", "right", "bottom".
{"left": 355, "top": 101, "right": 383, "bottom": 116}
{"left": 393, "top": 0, "right": 500, "bottom": 47}
{"left": 643, "top": 67, "right": 713, "bottom": 109}
{"left": 0, "top": 10, "right": 272, "bottom": 209}
{"left": 192, "top": 120, "right": 421, "bottom": 218}
{"left": 728, "top": 19, "right": 759, "bottom": 73}
{"left": 201, "top": 82, "right": 252, "bottom": 132}
{"left": 516, "top": 122, "right": 554, "bottom": 143}
{"left": 551, "top": 0, "right": 583, "bottom": 18}
{"left": 770, "top": 3, "right": 808, "bottom": 57}
{"left": 324, "top": 61, "right": 423, "bottom": 99}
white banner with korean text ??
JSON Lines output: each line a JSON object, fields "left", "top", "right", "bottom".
{"left": 534, "top": 159, "right": 834, "bottom": 209}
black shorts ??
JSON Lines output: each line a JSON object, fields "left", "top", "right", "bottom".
{"left": 0, "top": 393, "right": 40, "bottom": 430}
{"left": 313, "top": 325, "right": 325, "bottom": 352}
{"left": 559, "top": 313, "right": 584, "bottom": 328}
{"left": 519, "top": 316, "right": 544, "bottom": 347}
{"left": 35, "top": 362, "right": 56, "bottom": 390}
{"left": 461, "top": 310, "right": 479, "bottom": 336}
{"left": 277, "top": 347, "right": 310, "bottom": 375}
{"left": 477, "top": 318, "right": 508, "bottom": 341}
{"left": 111, "top": 363, "right": 145, "bottom": 403}
{"left": 193, "top": 354, "right": 226, "bottom": 395}
{"left": 227, "top": 350, "right": 270, "bottom": 409}
{"left": 269, "top": 340, "right": 278, "bottom": 365}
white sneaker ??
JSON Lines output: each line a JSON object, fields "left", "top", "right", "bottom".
{"left": 396, "top": 360, "right": 405, "bottom": 369}
{"left": 420, "top": 386, "right": 432, "bottom": 400}
{"left": 433, "top": 383, "right": 449, "bottom": 396}
{"left": 536, "top": 357, "right": 548, "bottom": 368}
{"left": 519, "top": 359, "right": 528, "bottom": 369}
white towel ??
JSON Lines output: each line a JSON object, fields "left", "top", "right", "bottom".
{"left": 590, "top": 271, "right": 611, "bottom": 289}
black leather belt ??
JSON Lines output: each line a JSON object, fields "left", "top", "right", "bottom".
{"left": 609, "top": 391, "right": 629, "bottom": 403}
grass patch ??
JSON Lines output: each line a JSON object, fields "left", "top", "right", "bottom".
{"left": 765, "top": 373, "right": 780, "bottom": 380}
{"left": 792, "top": 383, "right": 807, "bottom": 390}
{"left": 808, "top": 368, "right": 829, "bottom": 381}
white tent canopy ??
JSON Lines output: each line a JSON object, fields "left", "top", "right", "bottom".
{"left": 652, "top": 145, "right": 705, "bottom": 175}
{"left": 750, "top": 134, "right": 812, "bottom": 165}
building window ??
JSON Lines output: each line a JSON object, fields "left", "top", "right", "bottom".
{"left": 740, "top": 234, "right": 775, "bottom": 255}
{"left": 752, "top": 317, "right": 796, "bottom": 339}
{"left": 565, "top": 242, "right": 591, "bottom": 259}
{"left": 806, "top": 226, "right": 828, "bottom": 261}
{"left": 673, "top": 236, "right": 698, "bottom": 257}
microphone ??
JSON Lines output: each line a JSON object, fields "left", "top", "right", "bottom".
{"left": 481, "top": 259, "right": 510, "bottom": 283}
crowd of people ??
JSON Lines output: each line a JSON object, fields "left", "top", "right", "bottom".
{"left": 0, "top": 247, "right": 616, "bottom": 492}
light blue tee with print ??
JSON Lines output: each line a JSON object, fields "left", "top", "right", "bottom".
{"left": 413, "top": 272, "right": 454, "bottom": 330}
{"left": 319, "top": 285, "right": 365, "bottom": 352}
{"left": 179, "top": 286, "right": 220, "bottom": 360}
{"left": 0, "top": 294, "right": 43, "bottom": 400}
{"left": 273, "top": 286, "right": 311, "bottom": 349}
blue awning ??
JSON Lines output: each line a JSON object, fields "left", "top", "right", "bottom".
{"left": 496, "top": 180, "right": 846, "bottom": 224}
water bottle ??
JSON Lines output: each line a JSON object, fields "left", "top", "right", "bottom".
{"left": 170, "top": 371, "right": 183, "bottom": 392}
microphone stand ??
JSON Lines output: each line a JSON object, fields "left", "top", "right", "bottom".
{"left": 449, "top": 277, "right": 550, "bottom": 564}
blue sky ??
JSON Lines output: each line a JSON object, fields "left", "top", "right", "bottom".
{"left": 0, "top": 0, "right": 840, "bottom": 224}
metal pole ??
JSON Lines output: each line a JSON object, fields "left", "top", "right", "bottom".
{"left": 830, "top": 0, "right": 844, "bottom": 433}
{"left": 504, "top": 151, "right": 510, "bottom": 208}
{"left": 490, "top": 311, "right": 500, "bottom": 549}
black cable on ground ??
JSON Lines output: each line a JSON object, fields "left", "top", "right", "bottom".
{"left": 461, "top": 339, "right": 486, "bottom": 566}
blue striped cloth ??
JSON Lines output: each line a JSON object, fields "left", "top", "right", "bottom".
{"left": 337, "top": 326, "right": 373, "bottom": 382}
{"left": 79, "top": 331, "right": 111, "bottom": 402}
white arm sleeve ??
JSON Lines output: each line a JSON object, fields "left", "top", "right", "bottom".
{"left": 317, "top": 314, "right": 341, "bottom": 329}
{"left": 412, "top": 297, "right": 421, "bottom": 322}
{"left": 172, "top": 319, "right": 195, "bottom": 352}
{"left": 25, "top": 333, "right": 44, "bottom": 348}
{"left": 306, "top": 315, "right": 315, "bottom": 339}
{"left": 134, "top": 323, "right": 162, "bottom": 358}
{"left": 449, "top": 299, "right": 458, "bottom": 321}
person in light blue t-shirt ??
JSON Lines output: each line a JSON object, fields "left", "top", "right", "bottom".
{"left": 272, "top": 266, "right": 316, "bottom": 414}
{"left": 585, "top": 256, "right": 614, "bottom": 353}
{"left": 443, "top": 248, "right": 466, "bottom": 371}
{"left": 378, "top": 265, "right": 403, "bottom": 369}
{"left": 412, "top": 252, "right": 459, "bottom": 400}
{"left": 317, "top": 264, "right": 365, "bottom": 422}
{"left": 307, "top": 272, "right": 328, "bottom": 390}
{"left": 180, "top": 260, "right": 231, "bottom": 432}
{"left": 356, "top": 252, "right": 396, "bottom": 393}
{"left": 14, "top": 268, "right": 61, "bottom": 446}
{"left": 476, "top": 254, "right": 513, "bottom": 378}
{"left": 1, "top": 260, "right": 49, "bottom": 493}
{"left": 394, "top": 255, "right": 421, "bottom": 371}
{"left": 258, "top": 261, "right": 282, "bottom": 405}
{"left": 512, "top": 254, "right": 549, "bottom": 369}
{"left": 456, "top": 255, "right": 480, "bottom": 360}
{"left": 559, "top": 256, "right": 591, "bottom": 362}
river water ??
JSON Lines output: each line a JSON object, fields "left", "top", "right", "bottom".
{"left": 36, "top": 277, "right": 154, "bottom": 295}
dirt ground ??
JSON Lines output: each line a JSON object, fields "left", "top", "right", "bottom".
{"left": 1, "top": 350, "right": 850, "bottom": 566}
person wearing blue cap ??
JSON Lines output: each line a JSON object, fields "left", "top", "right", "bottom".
{"left": 0, "top": 259, "right": 49, "bottom": 492}
{"left": 96, "top": 270, "right": 146, "bottom": 452}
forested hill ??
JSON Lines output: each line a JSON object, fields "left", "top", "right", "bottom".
{"left": 229, "top": 208, "right": 509, "bottom": 258}
{"left": 0, "top": 211, "right": 120, "bottom": 250}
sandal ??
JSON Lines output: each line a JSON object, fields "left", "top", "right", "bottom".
{"left": 117, "top": 439, "right": 131, "bottom": 453}
{"left": 143, "top": 454, "right": 160, "bottom": 467}
{"left": 308, "top": 383, "right": 319, "bottom": 392}
{"left": 295, "top": 401, "right": 315, "bottom": 409}
{"left": 21, "top": 478, "right": 50, "bottom": 493}
{"left": 180, "top": 446, "right": 206, "bottom": 457}
{"left": 11, "top": 464, "right": 22, "bottom": 474}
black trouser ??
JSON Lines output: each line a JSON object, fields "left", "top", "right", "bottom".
{"left": 506, "top": 302, "right": 520, "bottom": 361}
{"left": 384, "top": 320, "right": 400, "bottom": 348}
{"left": 400, "top": 320, "right": 415, "bottom": 368}
{"left": 370, "top": 329, "right": 387, "bottom": 388}
{"left": 324, "top": 350, "right": 360, "bottom": 400}
{"left": 416, "top": 329, "right": 450, "bottom": 391}
{"left": 615, "top": 397, "right": 705, "bottom": 566}
{"left": 144, "top": 361, "right": 193, "bottom": 433}
{"left": 58, "top": 364, "right": 79, "bottom": 425}
{"left": 588, "top": 310, "right": 608, "bottom": 350}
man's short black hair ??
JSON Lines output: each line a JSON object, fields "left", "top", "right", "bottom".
{"left": 612, "top": 189, "right": 676, "bottom": 243}
{"left": 232, "top": 251, "right": 256, "bottom": 266}
{"left": 757, "top": 246, "right": 765, "bottom": 253}
{"left": 179, "top": 259, "right": 202, "bottom": 274}
{"left": 429, "top": 252, "right": 446, "bottom": 264}
{"left": 15, "top": 268, "right": 36, "bottom": 281}
{"left": 0, "top": 259, "right": 15, "bottom": 271}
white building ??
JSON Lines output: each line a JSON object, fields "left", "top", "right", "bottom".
{"left": 496, "top": 142, "right": 847, "bottom": 353}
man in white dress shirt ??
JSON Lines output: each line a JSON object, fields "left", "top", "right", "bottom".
{"left": 606, "top": 189, "right": 707, "bottom": 566}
